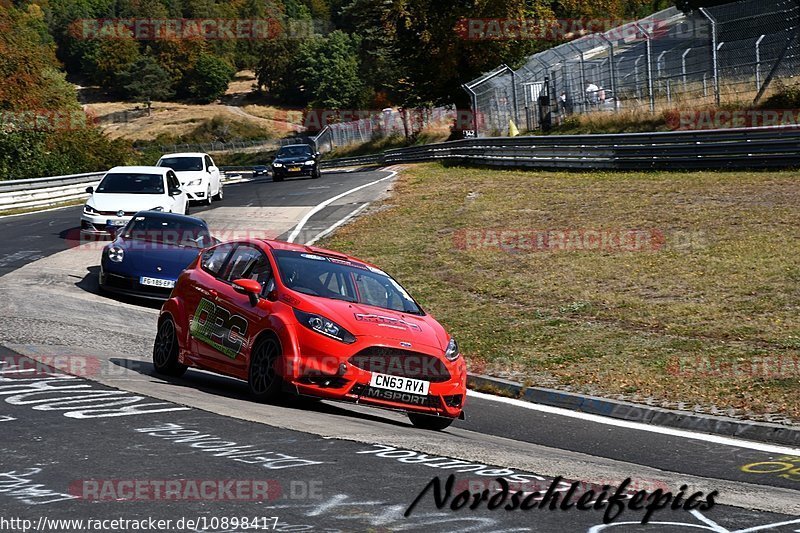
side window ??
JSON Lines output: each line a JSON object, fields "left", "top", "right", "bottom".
{"left": 205, "top": 155, "right": 214, "bottom": 170}
{"left": 222, "top": 246, "right": 273, "bottom": 293}
{"left": 201, "top": 244, "right": 235, "bottom": 277}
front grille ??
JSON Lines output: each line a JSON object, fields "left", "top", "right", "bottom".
{"left": 98, "top": 210, "right": 136, "bottom": 217}
{"left": 349, "top": 347, "right": 451, "bottom": 383}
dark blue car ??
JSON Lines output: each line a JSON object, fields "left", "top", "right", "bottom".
{"left": 99, "top": 211, "right": 215, "bottom": 300}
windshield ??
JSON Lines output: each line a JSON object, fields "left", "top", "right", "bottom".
{"left": 277, "top": 146, "right": 313, "bottom": 158}
{"left": 96, "top": 173, "right": 165, "bottom": 195}
{"left": 122, "top": 215, "right": 211, "bottom": 248}
{"left": 158, "top": 157, "right": 204, "bottom": 172}
{"left": 274, "top": 250, "right": 422, "bottom": 315}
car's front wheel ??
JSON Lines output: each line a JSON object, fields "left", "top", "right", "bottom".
{"left": 213, "top": 184, "right": 223, "bottom": 201}
{"left": 408, "top": 412, "right": 455, "bottom": 431}
{"left": 273, "top": 172, "right": 284, "bottom": 182}
{"left": 205, "top": 184, "right": 212, "bottom": 206}
{"left": 248, "top": 335, "right": 283, "bottom": 402}
{"left": 153, "top": 317, "right": 187, "bottom": 377}
{"left": 312, "top": 167, "right": 321, "bottom": 179}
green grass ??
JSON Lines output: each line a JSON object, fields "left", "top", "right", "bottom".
{"left": 321, "top": 163, "right": 800, "bottom": 419}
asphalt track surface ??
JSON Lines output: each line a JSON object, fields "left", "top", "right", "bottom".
{"left": 0, "top": 168, "right": 798, "bottom": 532}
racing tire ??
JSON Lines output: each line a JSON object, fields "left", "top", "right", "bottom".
{"left": 153, "top": 317, "right": 187, "bottom": 377}
{"left": 248, "top": 335, "right": 283, "bottom": 402}
{"left": 407, "top": 412, "right": 454, "bottom": 431}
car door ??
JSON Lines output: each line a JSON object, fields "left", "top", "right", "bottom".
{"left": 205, "top": 155, "right": 221, "bottom": 195}
{"left": 210, "top": 244, "right": 276, "bottom": 373}
{"left": 184, "top": 243, "right": 235, "bottom": 360}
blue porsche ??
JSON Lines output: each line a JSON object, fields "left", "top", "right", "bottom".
{"left": 99, "top": 211, "right": 215, "bottom": 300}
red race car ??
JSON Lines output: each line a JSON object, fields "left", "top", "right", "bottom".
{"left": 153, "top": 239, "right": 466, "bottom": 430}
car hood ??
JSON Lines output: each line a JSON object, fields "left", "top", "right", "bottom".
{"left": 89, "top": 193, "right": 166, "bottom": 212}
{"left": 173, "top": 170, "right": 207, "bottom": 184}
{"left": 111, "top": 240, "right": 202, "bottom": 277}
{"left": 293, "top": 296, "right": 447, "bottom": 352}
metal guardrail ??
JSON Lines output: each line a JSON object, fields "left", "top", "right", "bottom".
{"left": 324, "top": 125, "right": 800, "bottom": 171}
{"left": 2, "top": 125, "right": 798, "bottom": 213}
{"left": 320, "top": 154, "right": 382, "bottom": 168}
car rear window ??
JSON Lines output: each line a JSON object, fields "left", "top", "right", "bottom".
{"left": 158, "top": 157, "right": 204, "bottom": 172}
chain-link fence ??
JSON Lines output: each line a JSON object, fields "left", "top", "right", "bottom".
{"left": 465, "top": 0, "right": 800, "bottom": 136}
{"left": 313, "top": 107, "right": 456, "bottom": 153}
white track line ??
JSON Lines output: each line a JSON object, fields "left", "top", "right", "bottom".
{"left": 305, "top": 203, "right": 370, "bottom": 246}
{"left": 287, "top": 171, "right": 397, "bottom": 243}
{"left": 467, "top": 390, "right": 800, "bottom": 455}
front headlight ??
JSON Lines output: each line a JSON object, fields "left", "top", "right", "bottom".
{"left": 293, "top": 309, "right": 356, "bottom": 344}
{"left": 84, "top": 204, "right": 98, "bottom": 214}
{"left": 444, "top": 338, "right": 460, "bottom": 361}
{"left": 273, "top": 162, "right": 283, "bottom": 168}
{"left": 107, "top": 246, "right": 124, "bottom": 263}
{"left": 185, "top": 179, "right": 202, "bottom": 186}
{"left": 304, "top": 160, "right": 315, "bottom": 166}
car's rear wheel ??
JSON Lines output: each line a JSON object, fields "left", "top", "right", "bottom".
{"left": 153, "top": 317, "right": 187, "bottom": 377}
{"left": 248, "top": 335, "right": 282, "bottom": 402}
{"left": 408, "top": 412, "right": 455, "bottom": 431}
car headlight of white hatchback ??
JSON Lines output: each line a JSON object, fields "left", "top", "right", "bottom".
{"left": 445, "top": 338, "right": 460, "bottom": 361}
{"left": 84, "top": 204, "right": 99, "bottom": 214}
{"left": 107, "top": 246, "right": 124, "bottom": 263}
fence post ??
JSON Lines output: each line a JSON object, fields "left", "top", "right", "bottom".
{"left": 681, "top": 48, "right": 691, "bottom": 91}
{"left": 755, "top": 34, "right": 765, "bottom": 91}
{"left": 504, "top": 64, "right": 521, "bottom": 127}
{"left": 699, "top": 8, "right": 720, "bottom": 106}
{"left": 568, "top": 43, "right": 587, "bottom": 112}
{"left": 598, "top": 33, "right": 619, "bottom": 111}
{"left": 635, "top": 23, "right": 655, "bottom": 112}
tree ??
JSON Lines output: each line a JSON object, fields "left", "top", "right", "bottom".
{"left": 81, "top": 37, "right": 141, "bottom": 89}
{"left": 294, "top": 30, "right": 365, "bottom": 108}
{"left": 117, "top": 56, "right": 174, "bottom": 113}
{"left": 183, "top": 53, "right": 236, "bottom": 103}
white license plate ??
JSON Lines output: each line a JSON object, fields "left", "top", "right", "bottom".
{"left": 139, "top": 277, "right": 175, "bottom": 289}
{"left": 107, "top": 219, "right": 127, "bottom": 226}
{"left": 369, "top": 373, "right": 429, "bottom": 395}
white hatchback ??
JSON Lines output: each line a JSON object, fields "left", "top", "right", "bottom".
{"left": 81, "top": 166, "right": 189, "bottom": 236}
{"left": 156, "top": 152, "right": 223, "bottom": 205}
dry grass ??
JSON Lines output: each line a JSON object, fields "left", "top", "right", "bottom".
{"left": 321, "top": 163, "right": 800, "bottom": 421}
{"left": 85, "top": 71, "right": 302, "bottom": 141}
